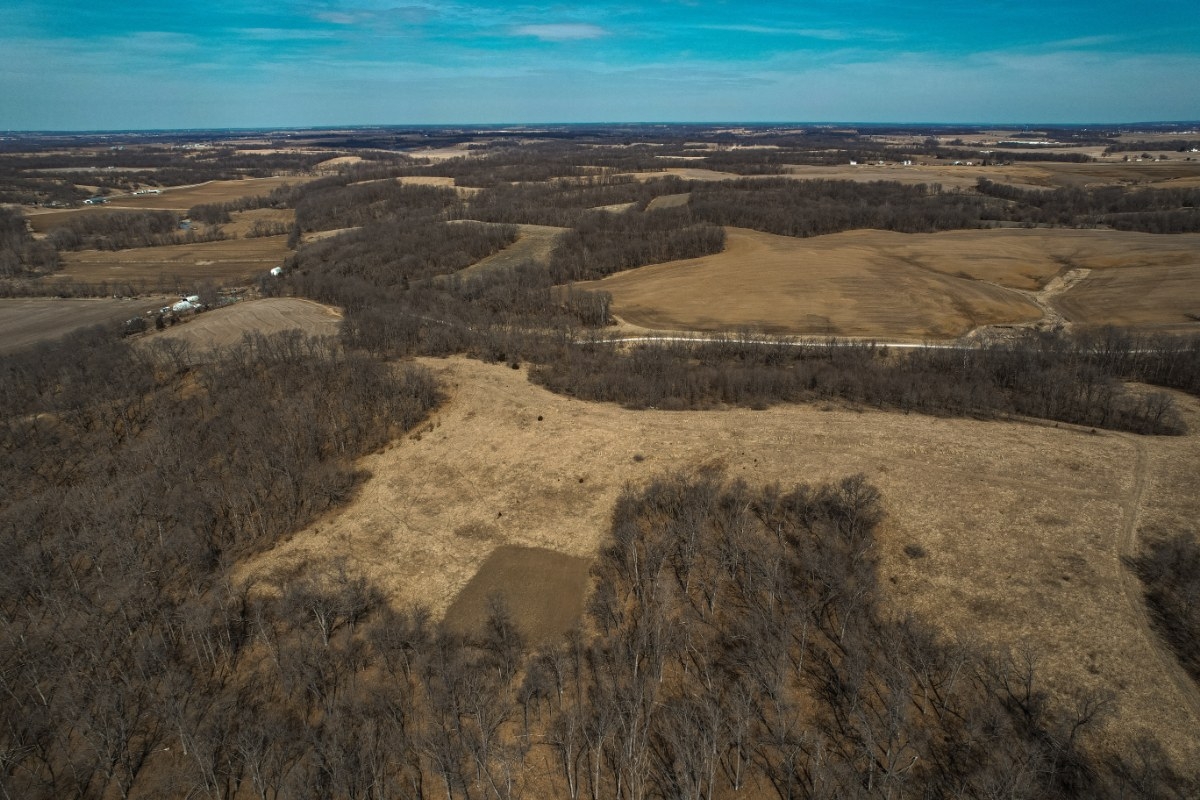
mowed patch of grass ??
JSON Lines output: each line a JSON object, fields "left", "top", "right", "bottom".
{"left": 235, "top": 356, "right": 1200, "bottom": 769}
{"left": 57, "top": 235, "right": 290, "bottom": 286}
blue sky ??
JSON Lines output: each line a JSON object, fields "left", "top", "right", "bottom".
{"left": 2, "top": 1, "right": 1197, "bottom": 129}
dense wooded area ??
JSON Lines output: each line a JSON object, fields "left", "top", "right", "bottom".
{"left": 0, "top": 327, "right": 440, "bottom": 798}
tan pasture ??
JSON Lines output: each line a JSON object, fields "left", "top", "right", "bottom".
{"left": 314, "top": 155, "right": 363, "bottom": 170}
{"left": 57, "top": 235, "right": 290, "bottom": 287}
{"left": 235, "top": 355, "right": 1200, "bottom": 768}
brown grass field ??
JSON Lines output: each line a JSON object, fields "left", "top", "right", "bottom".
{"left": 236, "top": 355, "right": 1200, "bottom": 768}
{"left": 102, "top": 176, "right": 313, "bottom": 211}
{"left": 56, "top": 235, "right": 290, "bottom": 287}
{"left": 221, "top": 207, "right": 296, "bottom": 237}
{"left": 571, "top": 227, "right": 1200, "bottom": 339}
{"left": 644, "top": 192, "right": 692, "bottom": 210}
{"left": 0, "top": 296, "right": 171, "bottom": 354}
{"left": 452, "top": 223, "right": 567, "bottom": 278}
{"left": 139, "top": 297, "right": 342, "bottom": 352}
{"left": 573, "top": 227, "right": 1042, "bottom": 338}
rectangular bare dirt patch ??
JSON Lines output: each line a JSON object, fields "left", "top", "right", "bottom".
{"left": 443, "top": 545, "right": 592, "bottom": 643}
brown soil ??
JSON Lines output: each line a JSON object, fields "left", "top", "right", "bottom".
{"left": 236, "top": 356, "right": 1200, "bottom": 768}
{"left": 443, "top": 545, "right": 593, "bottom": 642}
{"left": 0, "top": 296, "right": 171, "bottom": 354}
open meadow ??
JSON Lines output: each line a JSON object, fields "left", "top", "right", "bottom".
{"left": 232, "top": 355, "right": 1200, "bottom": 769}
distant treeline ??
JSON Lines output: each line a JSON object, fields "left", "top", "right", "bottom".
{"left": 976, "top": 179, "right": 1200, "bottom": 232}
{"left": 689, "top": 179, "right": 992, "bottom": 236}
{"left": 458, "top": 175, "right": 694, "bottom": 227}
{"left": 1103, "top": 140, "right": 1200, "bottom": 154}
{"left": 939, "top": 147, "right": 1095, "bottom": 164}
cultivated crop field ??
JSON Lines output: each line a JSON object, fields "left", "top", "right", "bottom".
{"left": 237, "top": 355, "right": 1200, "bottom": 769}
{"left": 573, "top": 227, "right": 1200, "bottom": 338}
{"left": 0, "top": 296, "right": 170, "bottom": 353}
{"left": 56, "top": 234, "right": 290, "bottom": 286}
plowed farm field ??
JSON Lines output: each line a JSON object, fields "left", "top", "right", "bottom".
{"left": 57, "top": 235, "right": 290, "bottom": 287}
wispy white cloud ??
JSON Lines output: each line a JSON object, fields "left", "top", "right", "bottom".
{"left": 512, "top": 24, "right": 607, "bottom": 42}
{"left": 696, "top": 24, "right": 900, "bottom": 42}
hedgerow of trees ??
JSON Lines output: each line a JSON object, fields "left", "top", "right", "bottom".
{"left": 0, "top": 206, "right": 59, "bottom": 277}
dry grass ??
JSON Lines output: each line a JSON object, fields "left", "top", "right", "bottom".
{"left": 235, "top": 355, "right": 1200, "bottom": 768}
{"left": 0, "top": 296, "right": 171, "bottom": 354}
{"left": 395, "top": 175, "right": 458, "bottom": 188}
{"left": 645, "top": 192, "right": 691, "bottom": 210}
{"left": 57, "top": 236, "right": 290, "bottom": 287}
{"left": 570, "top": 227, "right": 1200, "bottom": 338}
{"left": 452, "top": 223, "right": 567, "bottom": 278}
{"left": 102, "top": 176, "right": 313, "bottom": 211}
{"left": 222, "top": 208, "right": 295, "bottom": 238}
{"left": 1057, "top": 264, "right": 1200, "bottom": 331}
{"left": 139, "top": 298, "right": 341, "bottom": 352}
{"left": 573, "top": 227, "right": 1044, "bottom": 339}
{"left": 314, "top": 155, "right": 363, "bottom": 170}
